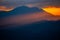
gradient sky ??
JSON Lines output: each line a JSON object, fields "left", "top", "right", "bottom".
{"left": 0, "top": 0, "right": 60, "bottom": 25}
{"left": 0, "top": 0, "right": 60, "bottom": 16}
{"left": 0, "top": 0, "right": 60, "bottom": 8}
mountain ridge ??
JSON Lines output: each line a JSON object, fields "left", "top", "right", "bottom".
{"left": 9, "top": 6, "right": 43, "bottom": 14}
{"left": 0, "top": 6, "right": 43, "bottom": 18}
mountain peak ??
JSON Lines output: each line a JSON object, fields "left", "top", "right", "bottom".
{"left": 18, "top": 6, "right": 29, "bottom": 8}
{"left": 0, "top": 6, "right": 44, "bottom": 18}
{"left": 14, "top": 6, "right": 30, "bottom": 10}
{"left": 10, "top": 6, "right": 43, "bottom": 14}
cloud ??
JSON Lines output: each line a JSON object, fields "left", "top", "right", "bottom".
{"left": 0, "top": 0, "right": 60, "bottom": 8}
{"left": 42, "top": 7, "right": 60, "bottom": 16}
{"left": 0, "top": 11, "right": 60, "bottom": 26}
{"left": 0, "top": 6, "right": 14, "bottom": 11}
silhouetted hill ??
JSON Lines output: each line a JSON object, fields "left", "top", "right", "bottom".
{"left": 0, "top": 6, "right": 43, "bottom": 18}
{"left": 0, "top": 20, "right": 60, "bottom": 40}
{"left": 10, "top": 6, "right": 43, "bottom": 14}
{"left": 0, "top": 11, "right": 9, "bottom": 18}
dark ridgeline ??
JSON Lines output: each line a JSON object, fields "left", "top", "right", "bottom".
{"left": 0, "top": 6, "right": 43, "bottom": 18}
{"left": 10, "top": 6, "right": 41, "bottom": 14}
{"left": 0, "top": 6, "right": 60, "bottom": 40}
{"left": 0, "top": 20, "right": 60, "bottom": 40}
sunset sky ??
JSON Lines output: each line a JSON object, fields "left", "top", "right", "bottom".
{"left": 0, "top": 0, "right": 60, "bottom": 16}
{"left": 0, "top": 1, "right": 60, "bottom": 39}
{"left": 0, "top": 0, "right": 60, "bottom": 7}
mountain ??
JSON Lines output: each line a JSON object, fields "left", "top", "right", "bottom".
{"left": 0, "top": 6, "right": 60, "bottom": 40}
{"left": 0, "top": 6, "right": 43, "bottom": 18}
{"left": 0, "top": 20, "right": 60, "bottom": 40}
{"left": 9, "top": 6, "right": 43, "bottom": 14}
{"left": 0, "top": 11, "right": 8, "bottom": 18}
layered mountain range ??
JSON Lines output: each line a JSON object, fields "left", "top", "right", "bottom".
{"left": 0, "top": 6, "right": 60, "bottom": 40}
{"left": 0, "top": 6, "right": 60, "bottom": 26}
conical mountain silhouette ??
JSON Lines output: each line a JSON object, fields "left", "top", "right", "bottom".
{"left": 0, "top": 6, "right": 43, "bottom": 18}
{"left": 10, "top": 6, "right": 43, "bottom": 14}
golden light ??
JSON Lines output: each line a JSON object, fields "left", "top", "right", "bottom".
{"left": 42, "top": 7, "right": 60, "bottom": 16}
{"left": 0, "top": 6, "right": 14, "bottom": 11}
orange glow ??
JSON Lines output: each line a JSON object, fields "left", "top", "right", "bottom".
{"left": 42, "top": 7, "right": 60, "bottom": 16}
{"left": 0, "top": 12, "right": 60, "bottom": 26}
{"left": 0, "top": 6, "right": 14, "bottom": 11}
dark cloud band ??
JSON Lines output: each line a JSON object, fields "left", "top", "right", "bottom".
{"left": 0, "top": 0, "right": 60, "bottom": 7}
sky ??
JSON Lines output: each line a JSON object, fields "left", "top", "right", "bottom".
{"left": 0, "top": 0, "right": 60, "bottom": 26}
{"left": 0, "top": 0, "right": 60, "bottom": 16}
{"left": 0, "top": 0, "right": 60, "bottom": 8}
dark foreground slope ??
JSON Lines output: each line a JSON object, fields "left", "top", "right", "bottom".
{"left": 0, "top": 20, "right": 60, "bottom": 40}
